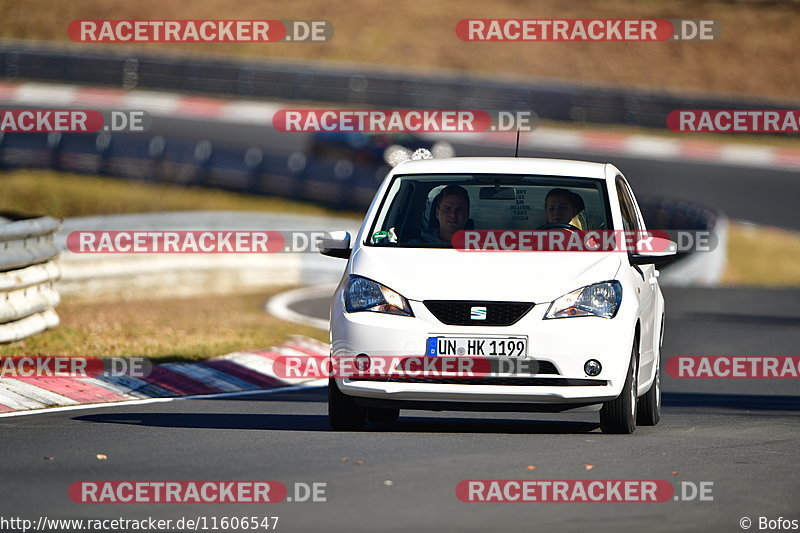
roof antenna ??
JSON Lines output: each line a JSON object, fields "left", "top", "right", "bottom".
{"left": 514, "top": 127, "right": 521, "bottom": 157}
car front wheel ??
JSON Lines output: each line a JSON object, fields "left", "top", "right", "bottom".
{"left": 328, "top": 378, "right": 366, "bottom": 430}
{"left": 599, "top": 344, "right": 638, "bottom": 434}
{"left": 637, "top": 363, "right": 661, "bottom": 426}
{"left": 368, "top": 407, "right": 400, "bottom": 423}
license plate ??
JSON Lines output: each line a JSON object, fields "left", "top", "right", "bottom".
{"left": 426, "top": 336, "right": 527, "bottom": 357}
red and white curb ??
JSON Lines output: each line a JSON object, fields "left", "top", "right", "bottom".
{"left": 0, "top": 335, "right": 328, "bottom": 417}
{"left": 427, "top": 129, "right": 800, "bottom": 171}
{"left": 2, "top": 80, "right": 799, "bottom": 171}
{"left": 0, "top": 80, "right": 282, "bottom": 126}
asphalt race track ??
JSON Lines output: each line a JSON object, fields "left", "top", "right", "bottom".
{"left": 1, "top": 286, "right": 798, "bottom": 532}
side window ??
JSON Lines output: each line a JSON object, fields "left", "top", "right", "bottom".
{"left": 615, "top": 179, "right": 639, "bottom": 231}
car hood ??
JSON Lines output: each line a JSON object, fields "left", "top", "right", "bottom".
{"left": 349, "top": 247, "right": 622, "bottom": 303}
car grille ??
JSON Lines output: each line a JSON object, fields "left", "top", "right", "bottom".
{"left": 354, "top": 376, "right": 607, "bottom": 386}
{"left": 423, "top": 300, "right": 534, "bottom": 326}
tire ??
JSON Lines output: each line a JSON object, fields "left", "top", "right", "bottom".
{"left": 368, "top": 407, "right": 400, "bottom": 423}
{"left": 328, "top": 378, "right": 366, "bottom": 430}
{"left": 637, "top": 364, "right": 661, "bottom": 426}
{"left": 600, "top": 344, "right": 638, "bottom": 434}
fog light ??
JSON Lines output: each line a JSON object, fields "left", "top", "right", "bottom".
{"left": 584, "top": 359, "right": 602, "bottom": 376}
{"left": 354, "top": 354, "right": 371, "bottom": 371}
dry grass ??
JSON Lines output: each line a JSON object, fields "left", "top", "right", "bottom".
{"left": 722, "top": 221, "right": 800, "bottom": 286}
{"left": 0, "top": 169, "right": 361, "bottom": 219}
{"left": 0, "top": 289, "right": 327, "bottom": 360}
{"left": 0, "top": 0, "right": 799, "bottom": 100}
{"left": 0, "top": 170, "right": 340, "bottom": 361}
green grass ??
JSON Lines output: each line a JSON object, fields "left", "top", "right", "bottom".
{"left": 0, "top": 289, "right": 328, "bottom": 360}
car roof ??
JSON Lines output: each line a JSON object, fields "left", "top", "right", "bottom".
{"left": 391, "top": 157, "right": 613, "bottom": 181}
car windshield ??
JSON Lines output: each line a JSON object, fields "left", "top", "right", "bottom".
{"left": 366, "top": 173, "right": 613, "bottom": 248}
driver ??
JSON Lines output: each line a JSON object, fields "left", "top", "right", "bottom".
{"left": 420, "top": 185, "right": 470, "bottom": 246}
{"left": 544, "top": 188, "right": 585, "bottom": 227}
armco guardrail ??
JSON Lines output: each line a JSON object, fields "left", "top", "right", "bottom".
{"left": 0, "top": 127, "right": 386, "bottom": 211}
{"left": 0, "top": 214, "right": 62, "bottom": 343}
{"left": 1, "top": 40, "right": 798, "bottom": 129}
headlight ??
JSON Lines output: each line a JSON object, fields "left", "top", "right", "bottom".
{"left": 544, "top": 281, "right": 622, "bottom": 319}
{"left": 344, "top": 275, "right": 413, "bottom": 316}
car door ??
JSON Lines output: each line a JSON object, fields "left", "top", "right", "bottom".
{"left": 615, "top": 176, "right": 657, "bottom": 383}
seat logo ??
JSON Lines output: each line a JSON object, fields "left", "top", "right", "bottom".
{"left": 470, "top": 306, "right": 487, "bottom": 320}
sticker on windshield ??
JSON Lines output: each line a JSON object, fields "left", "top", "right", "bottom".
{"left": 372, "top": 228, "right": 397, "bottom": 243}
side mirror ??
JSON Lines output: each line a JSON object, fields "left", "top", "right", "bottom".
{"left": 317, "top": 231, "right": 351, "bottom": 259}
{"left": 629, "top": 237, "right": 677, "bottom": 267}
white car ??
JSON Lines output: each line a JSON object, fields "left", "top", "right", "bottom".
{"left": 321, "top": 157, "right": 673, "bottom": 434}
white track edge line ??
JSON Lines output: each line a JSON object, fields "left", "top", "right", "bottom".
{"left": 266, "top": 284, "right": 335, "bottom": 331}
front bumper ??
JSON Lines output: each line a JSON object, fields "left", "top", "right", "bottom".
{"left": 331, "top": 288, "right": 638, "bottom": 407}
